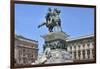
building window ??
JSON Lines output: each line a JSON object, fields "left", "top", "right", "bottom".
{"left": 78, "top": 45, "right": 80, "bottom": 50}
{"left": 83, "top": 50, "right": 85, "bottom": 59}
{"left": 23, "top": 58, "right": 26, "bottom": 64}
{"left": 70, "top": 52, "right": 72, "bottom": 54}
{"left": 92, "top": 42, "right": 94, "bottom": 46}
{"left": 87, "top": 43, "right": 90, "bottom": 49}
{"left": 92, "top": 42, "right": 94, "bottom": 48}
{"left": 23, "top": 53, "right": 25, "bottom": 57}
{"left": 74, "top": 51, "right": 76, "bottom": 59}
{"left": 66, "top": 47, "right": 68, "bottom": 51}
{"left": 70, "top": 46, "right": 72, "bottom": 51}
{"left": 87, "top": 43, "right": 90, "bottom": 46}
{"left": 74, "top": 46, "right": 76, "bottom": 50}
{"left": 92, "top": 49, "right": 95, "bottom": 59}
{"left": 18, "top": 57, "right": 21, "bottom": 64}
{"left": 78, "top": 50, "right": 81, "bottom": 59}
{"left": 83, "top": 44, "right": 85, "bottom": 48}
{"left": 78, "top": 45, "right": 80, "bottom": 48}
{"left": 87, "top": 49, "right": 90, "bottom": 59}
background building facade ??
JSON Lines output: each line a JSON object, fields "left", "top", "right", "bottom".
{"left": 66, "top": 35, "right": 95, "bottom": 62}
{"left": 15, "top": 35, "right": 38, "bottom": 65}
{"left": 14, "top": 34, "right": 95, "bottom": 65}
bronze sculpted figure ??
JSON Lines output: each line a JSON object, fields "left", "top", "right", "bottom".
{"left": 38, "top": 8, "right": 62, "bottom": 32}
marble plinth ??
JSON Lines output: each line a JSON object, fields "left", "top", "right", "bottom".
{"left": 33, "top": 32, "right": 73, "bottom": 64}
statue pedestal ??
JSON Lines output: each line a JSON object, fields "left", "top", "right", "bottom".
{"left": 42, "top": 32, "right": 73, "bottom": 64}
{"left": 35, "top": 32, "right": 73, "bottom": 64}
{"left": 42, "top": 32, "right": 69, "bottom": 50}
{"left": 45, "top": 49, "right": 73, "bottom": 64}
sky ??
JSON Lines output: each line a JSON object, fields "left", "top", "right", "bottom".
{"left": 15, "top": 4, "right": 94, "bottom": 53}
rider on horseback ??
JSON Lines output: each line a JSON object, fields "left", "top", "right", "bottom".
{"left": 38, "top": 8, "right": 62, "bottom": 32}
{"left": 45, "top": 8, "right": 53, "bottom": 26}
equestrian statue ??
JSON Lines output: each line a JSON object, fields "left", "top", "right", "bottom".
{"left": 38, "top": 8, "right": 62, "bottom": 32}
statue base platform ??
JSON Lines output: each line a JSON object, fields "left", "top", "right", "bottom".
{"left": 34, "top": 32, "right": 73, "bottom": 64}
{"left": 45, "top": 49, "right": 73, "bottom": 64}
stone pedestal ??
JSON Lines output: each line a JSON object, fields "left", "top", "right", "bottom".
{"left": 39, "top": 32, "right": 73, "bottom": 64}
{"left": 45, "top": 49, "right": 73, "bottom": 64}
{"left": 42, "top": 32, "right": 68, "bottom": 49}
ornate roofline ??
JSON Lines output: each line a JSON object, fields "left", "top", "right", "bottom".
{"left": 15, "top": 34, "right": 38, "bottom": 44}
{"left": 66, "top": 34, "right": 94, "bottom": 42}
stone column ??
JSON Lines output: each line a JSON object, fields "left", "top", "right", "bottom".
{"left": 80, "top": 43, "right": 84, "bottom": 60}
{"left": 72, "top": 51, "right": 74, "bottom": 60}
{"left": 80, "top": 50, "right": 83, "bottom": 60}
{"left": 89, "top": 42, "right": 93, "bottom": 59}
{"left": 71, "top": 46, "right": 75, "bottom": 60}
{"left": 67, "top": 46, "right": 70, "bottom": 52}
{"left": 76, "top": 51, "right": 79, "bottom": 60}
{"left": 89, "top": 49, "right": 93, "bottom": 59}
